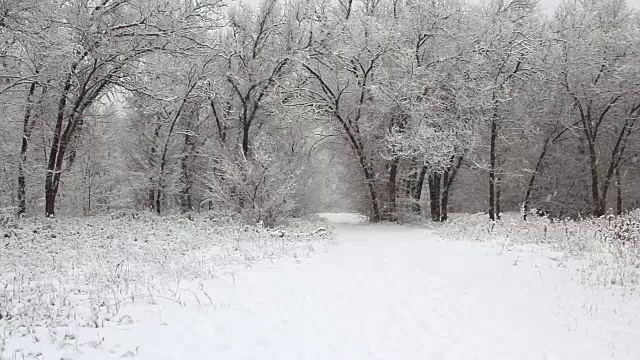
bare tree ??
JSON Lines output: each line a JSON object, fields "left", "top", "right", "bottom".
{"left": 473, "top": 0, "right": 541, "bottom": 220}
{"left": 296, "top": 8, "right": 393, "bottom": 221}
{"left": 555, "top": 0, "right": 640, "bottom": 216}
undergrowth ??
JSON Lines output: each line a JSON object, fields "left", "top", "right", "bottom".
{"left": 0, "top": 211, "right": 334, "bottom": 358}
{"left": 435, "top": 210, "right": 640, "bottom": 293}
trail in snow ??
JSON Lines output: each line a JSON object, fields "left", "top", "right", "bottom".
{"left": 12, "top": 215, "right": 640, "bottom": 360}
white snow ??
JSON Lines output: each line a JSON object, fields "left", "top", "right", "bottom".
{"left": 4, "top": 214, "right": 640, "bottom": 360}
{"left": 317, "top": 212, "right": 369, "bottom": 224}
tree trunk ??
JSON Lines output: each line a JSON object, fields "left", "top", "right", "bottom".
{"left": 335, "top": 115, "right": 380, "bottom": 222}
{"left": 413, "top": 166, "right": 427, "bottom": 214}
{"left": 441, "top": 170, "right": 450, "bottom": 222}
{"left": 155, "top": 183, "right": 162, "bottom": 214}
{"left": 44, "top": 62, "right": 110, "bottom": 217}
{"left": 84, "top": 167, "right": 92, "bottom": 215}
{"left": 88, "top": 171, "right": 92, "bottom": 215}
{"left": 522, "top": 116, "right": 578, "bottom": 220}
{"left": 523, "top": 137, "right": 551, "bottom": 221}
{"left": 242, "top": 121, "right": 250, "bottom": 157}
{"left": 179, "top": 136, "right": 195, "bottom": 213}
{"left": 17, "top": 81, "right": 39, "bottom": 217}
{"left": 586, "top": 136, "right": 604, "bottom": 216}
{"left": 17, "top": 164, "right": 27, "bottom": 216}
{"left": 495, "top": 175, "right": 502, "bottom": 220}
{"left": 598, "top": 115, "right": 637, "bottom": 217}
{"left": 404, "top": 172, "right": 414, "bottom": 198}
{"left": 362, "top": 161, "right": 381, "bottom": 222}
{"left": 489, "top": 116, "right": 498, "bottom": 221}
{"left": 45, "top": 74, "right": 75, "bottom": 217}
{"left": 156, "top": 91, "right": 194, "bottom": 214}
{"left": 180, "top": 111, "right": 197, "bottom": 213}
{"left": 428, "top": 171, "right": 441, "bottom": 222}
{"left": 148, "top": 122, "right": 162, "bottom": 211}
{"left": 615, "top": 166, "right": 622, "bottom": 216}
{"left": 386, "top": 159, "right": 398, "bottom": 221}
{"left": 440, "top": 155, "right": 463, "bottom": 221}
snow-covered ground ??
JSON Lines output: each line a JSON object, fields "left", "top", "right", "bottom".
{"left": 3, "top": 214, "right": 640, "bottom": 359}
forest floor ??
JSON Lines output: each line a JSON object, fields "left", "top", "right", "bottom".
{"left": 2, "top": 212, "right": 640, "bottom": 359}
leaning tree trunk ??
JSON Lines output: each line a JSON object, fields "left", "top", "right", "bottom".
{"left": 523, "top": 139, "right": 550, "bottom": 221}
{"left": 337, "top": 116, "right": 381, "bottom": 222}
{"left": 440, "top": 155, "right": 463, "bottom": 222}
{"left": 45, "top": 64, "right": 110, "bottom": 217}
{"left": 156, "top": 83, "right": 197, "bottom": 214}
{"left": 334, "top": 122, "right": 380, "bottom": 222}
{"left": 45, "top": 73, "right": 75, "bottom": 217}
{"left": 362, "top": 160, "right": 381, "bottom": 223}
{"left": 597, "top": 113, "right": 637, "bottom": 218}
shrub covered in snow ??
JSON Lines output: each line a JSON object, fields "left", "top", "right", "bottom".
{"left": 0, "top": 212, "right": 334, "bottom": 357}
{"left": 436, "top": 211, "right": 640, "bottom": 291}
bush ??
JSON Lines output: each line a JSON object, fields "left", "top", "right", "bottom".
{"left": 607, "top": 211, "right": 640, "bottom": 247}
{"left": 436, "top": 211, "right": 640, "bottom": 291}
{"left": 0, "top": 212, "right": 335, "bottom": 353}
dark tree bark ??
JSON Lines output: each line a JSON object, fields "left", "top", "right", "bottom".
{"left": 148, "top": 122, "right": 162, "bottom": 211}
{"left": 86, "top": 170, "right": 92, "bottom": 215}
{"left": 440, "top": 173, "right": 450, "bottom": 221}
{"left": 495, "top": 175, "right": 502, "bottom": 220}
{"left": 386, "top": 159, "right": 398, "bottom": 221}
{"left": 154, "top": 183, "right": 162, "bottom": 214}
{"left": 487, "top": 61, "right": 520, "bottom": 221}
{"left": 523, "top": 137, "right": 550, "bottom": 221}
{"left": 209, "top": 96, "right": 228, "bottom": 145}
{"left": 384, "top": 108, "right": 407, "bottom": 221}
{"left": 489, "top": 116, "right": 498, "bottom": 221}
{"left": 563, "top": 79, "right": 640, "bottom": 217}
{"left": 229, "top": 59, "right": 288, "bottom": 158}
{"left": 45, "top": 56, "right": 116, "bottom": 217}
{"left": 17, "top": 80, "right": 39, "bottom": 217}
{"left": 615, "top": 166, "right": 622, "bottom": 216}
{"left": 413, "top": 165, "right": 428, "bottom": 214}
{"left": 440, "top": 155, "right": 463, "bottom": 221}
{"left": 392, "top": 0, "right": 400, "bottom": 18}
{"left": 338, "top": 0, "right": 354, "bottom": 19}
{"left": 522, "top": 121, "right": 576, "bottom": 220}
{"left": 428, "top": 171, "right": 441, "bottom": 222}
{"left": 596, "top": 105, "right": 639, "bottom": 216}
{"left": 361, "top": 154, "right": 381, "bottom": 222}
{"left": 40, "top": 3, "right": 210, "bottom": 216}
{"left": 585, "top": 132, "right": 603, "bottom": 216}
{"left": 157, "top": 88, "right": 196, "bottom": 214}
{"left": 45, "top": 71, "right": 76, "bottom": 217}
{"left": 180, "top": 116, "right": 196, "bottom": 213}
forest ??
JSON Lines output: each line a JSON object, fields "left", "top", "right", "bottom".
{"left": 3, "top": 1, "right": 640, "bottom": 358}
{"left": 1, "top": 0, "right": 639, "bottom": 224}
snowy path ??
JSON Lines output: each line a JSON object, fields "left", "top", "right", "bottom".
{"left": 25, "top": 219, "right": 640, "bottom": 359}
